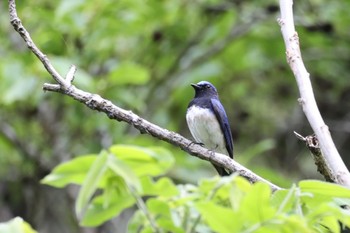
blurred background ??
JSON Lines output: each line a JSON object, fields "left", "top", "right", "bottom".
{"left": 1, "top": 0, "right": 350, "bottom": 232}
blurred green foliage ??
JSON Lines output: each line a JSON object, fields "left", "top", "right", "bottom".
{"left": 0, "top": 217, "right": 37, "bottom": 233}
{"left": 1, "top": 0, "right": 350, "bottom": 232}
{"left": 42, "top": 145, "right": 350, "bottom": 232}
{"left": 42, "top": 145, "right": 176, "bottom": 226}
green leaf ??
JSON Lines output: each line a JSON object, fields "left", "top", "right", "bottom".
{"left": 195, "top": 202, "right": 239, "bottom": 233}
{"left": 41, "top": 155, "right": 97, "bottom": 188}
{"left": 0, "top": 217, "right": 37, "bottom": 233}
{"left": 147, "top": 199, "right": 172, "bottom": 219}
{"left": 305, "top": 202, "right": 349, "bottom": 232}
{"left": 299, "top": 180, "right": 350, "bottom": 197}
{"left": 156, "top": 219, "right": 184, "bottom": 233}
{"left": 141, "top": 177, "right": 178, "bottom": 197}
{"left": 107, "top": 154, "right": 142, "bottom": 192}
{"left": 198, "top": 175, "right": 236, "bottom": 199}
{"left": 308, "top": 204, "right": 341, "bottom": 233}
{"left": 75, "top": 150, "right": 109, "bottom": 217}
{"left": 109, "top": 62, "right": 150, "bottom": 85}
{"left": 233, "top": 176, "right": 253, "bottom": 193}
{"left": 146, "top": 199, "right": 185, "bottom": 233}
{"left": 80, "top": 193, "right": 135, "bottom": 227}
{"left": 338, "top": 206, "right": 350, "bottom": 228}
{"left": 109, "top": 145, "right": 174, "bottom": 176}
{"left": 271, "top": 185, "right": 296, "bottom": 214}
{"left": 172, "top": 184, "right": 199, "bottom": 206}
{"left": 318, "top": 216, "right": 340, "bottom": 233}
{"left": 198, "top": 176, "right": 221, "bottom": 194}
{"left": 274, "top": 215, "right": 310, "bottom": 233}
{"left": 240, "top": 182, "right": 276, "bottom": 223}
{"left": 230, "top": 177, "right": 251, "bottom": 211}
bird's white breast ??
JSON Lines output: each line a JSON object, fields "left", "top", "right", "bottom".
{"left": 186, "top": 105, "right": 227, "bottom": 155}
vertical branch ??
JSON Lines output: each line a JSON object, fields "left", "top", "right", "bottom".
{"left": 278, "top": 0, "right": 350, "bottom": 186}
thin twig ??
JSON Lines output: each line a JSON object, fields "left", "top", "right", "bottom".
{"left": 8, "top": 0, "right": 281, "bottom": 192}
{"left": 278, "top": 0, "right": 350, "bottom": 187}
{"left": 128, "top": 186, "right": 161, "bottom": 233}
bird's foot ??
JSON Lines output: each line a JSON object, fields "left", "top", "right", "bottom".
{"left": 188, "top": 141, "right": 205, "bottom": 147}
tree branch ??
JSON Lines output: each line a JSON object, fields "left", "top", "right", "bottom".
{"left": 278, "top": 0, "right": 350, "bottom": 186}
{"left": 8, "top": 0, "right": 281, "bottom": 191}
{"left": 294, "top": 132, "right": 334, "bottom": 182}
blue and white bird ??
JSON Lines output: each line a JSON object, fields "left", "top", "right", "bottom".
{"left": 186, "top": 81, "right": 234, "bottom": 176}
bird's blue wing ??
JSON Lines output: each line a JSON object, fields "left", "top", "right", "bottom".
{"left": 210, "top": 99, "right": 234, "bottom": 159}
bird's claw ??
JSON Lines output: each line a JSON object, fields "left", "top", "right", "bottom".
{"left": 188, "top": 141, "right": 205, "bottom": 147}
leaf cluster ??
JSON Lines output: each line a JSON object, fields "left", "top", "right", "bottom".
{"left": 42, "top": 144, "right": 350, "bottom": 233}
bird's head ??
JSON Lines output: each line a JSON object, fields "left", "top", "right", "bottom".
{"left": 191, "top": 81, "right": 218, "bottom": 98}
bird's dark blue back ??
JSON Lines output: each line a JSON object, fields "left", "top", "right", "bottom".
{"left": 186, "top": 81, "right": 234, "bottom": 176}
{"left": 188, "top": 94, "right": 234, "bottom": 159}
{"left": 210, "top": 98, "right": 234, "bottom": 159}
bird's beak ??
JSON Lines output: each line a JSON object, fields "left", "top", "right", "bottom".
{"left": 191, "top": 83, "right": 200, "bottom": 89}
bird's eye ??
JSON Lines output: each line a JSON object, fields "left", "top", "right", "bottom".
{"left": 205, "top": 84, "right": 211, "bottom": 89}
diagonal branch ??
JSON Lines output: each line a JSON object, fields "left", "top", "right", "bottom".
{"left": 278, "top": 0, "right": 350, "bottom": 187}
{"left": 41, "top": 83, "right": 281, "bottom": 191}
{"left": 8, "top": 0, "right": 281, "bottom": 191}
{"left": 8, "top": 0, "right": 71, "bottom": 90}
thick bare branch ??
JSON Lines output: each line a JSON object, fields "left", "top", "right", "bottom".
{"left": 8, "top": 0, "right": 281, "bottom": 191}
{"left": 279, "top": 0, "right": 350, "bottom": 186}
{"left": 294, "top": 132, "right": 335, "bottom": 182}
{"left": 42, "top": 84, "right": 281, "bottom": 191}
